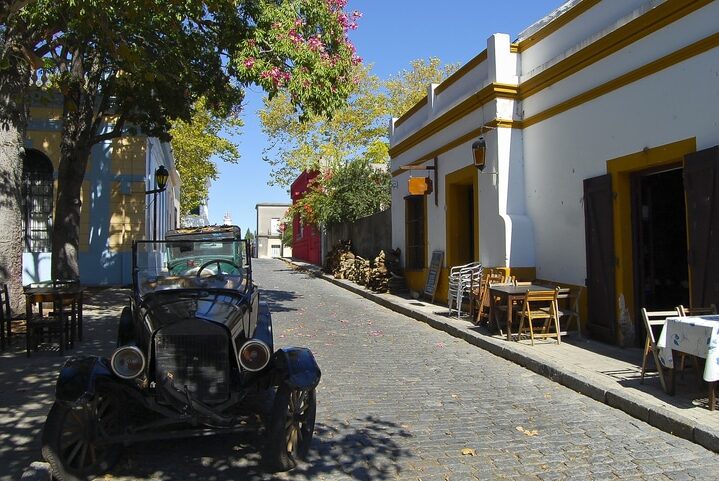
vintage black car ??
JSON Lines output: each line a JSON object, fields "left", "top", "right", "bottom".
{"left": 41, "top": 226, "right": 320, "bottom": 480}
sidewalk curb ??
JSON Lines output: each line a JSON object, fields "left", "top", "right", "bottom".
{"left": 282, "top": 258, "right": 719, "bottom": 452}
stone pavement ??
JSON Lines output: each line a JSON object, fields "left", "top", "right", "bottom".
{"left": 284, "top": 258, "right": 719, "bottom": 453}
{"left": 1, "top": 259, "right": 717, "bottom": 481}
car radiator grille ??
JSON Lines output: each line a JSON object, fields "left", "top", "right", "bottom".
{"left": 154, "top": 320, "right": 230, "bottom": 403}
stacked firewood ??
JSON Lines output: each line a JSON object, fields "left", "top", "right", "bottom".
{"left": 323, "top": 240, "right": 352, "bottom": 275}
{"left": 366, "top": 250, "right": 390, "bottom": 292}
{"left": 323, "top": 241, "right": 393, "bottom": 293}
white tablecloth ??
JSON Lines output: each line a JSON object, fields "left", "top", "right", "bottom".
{"left": 657, "top": 315, "right": 719, "bottom": 382}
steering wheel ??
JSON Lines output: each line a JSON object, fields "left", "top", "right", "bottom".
{"left": 196, "top": 259, "right": 242, "bottom": 278}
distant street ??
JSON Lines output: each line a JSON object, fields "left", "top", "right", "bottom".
{"left": 1, "top": 258, "right": 718, "bottom": 480}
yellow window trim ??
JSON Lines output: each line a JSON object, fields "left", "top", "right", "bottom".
{"left": 607, "top": 137, "right": 696, "bottom": 332}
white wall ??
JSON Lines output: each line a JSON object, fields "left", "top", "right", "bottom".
{"left": 390, "top": 0, "right": 719, "bottom": 284}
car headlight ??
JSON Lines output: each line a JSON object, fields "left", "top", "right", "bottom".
{"left": 111, "top": 346, "right": 146, "bottom": 379}
{"left": 238, "top": 340, "right": 270, "bottom": 372}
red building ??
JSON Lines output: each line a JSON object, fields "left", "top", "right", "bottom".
{"left": 290, "top": 170, "right": 322, "bottom": 265}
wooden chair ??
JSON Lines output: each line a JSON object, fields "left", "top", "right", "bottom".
{"left": 474, "top": 269, "right": 505, "bottom": 325}
{"left": 0, "top": 283, "right": 10, "bottom": 350}
{"left": 555, "top": 286, "right": 582, "bottom": 338}
{"left": 25, "top": 289, "right": 76, "bottom": 357}
{"left": 639, "top": 308, "right": 674, "bottom": 392}
{"left": 677, "top": 304, "right": 717, "bottom": 316}
{"left": 486, "top": 280, "right": 515, "bottom": 334}
{"left": 513, "top": 279, "right": 532, "bottom": 286}
{"left": 516, "top": 289, "right": 560, "bottom": 345}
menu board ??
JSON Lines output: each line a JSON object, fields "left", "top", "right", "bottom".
{"left": 423, "top": 250, "right": 444, "bottom": 302}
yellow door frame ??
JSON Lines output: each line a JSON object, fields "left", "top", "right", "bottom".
{"left": 444, "top": 165, "right": 479, "bottom": 269}
{"left": 606, "top": 137, "right": 696, "bottom": 331}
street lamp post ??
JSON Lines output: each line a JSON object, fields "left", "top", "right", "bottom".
{"left": 145, "top": 165, "right": 169, "bottom": 240}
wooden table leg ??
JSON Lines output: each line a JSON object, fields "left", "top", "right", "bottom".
{"left": 506, "top": 296, "right": 514, "bottom": 341}
{"left": 77, "top": 292, "right": 83, "bottom": 342}
{"left": 25, "top": 297, "right": 32, "bottom": 357}
{"left": 709, "top": 381, "right": 716, "bottom": 411}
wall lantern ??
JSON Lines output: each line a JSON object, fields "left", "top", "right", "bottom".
{"left": 472, "top": 137, "right": 487, "bottom": 171}
{"left": 154, "top": 165, "right": 169, "bottom": 191}
{"left": 145, "top": 165, "right": 170, "bottom": 240}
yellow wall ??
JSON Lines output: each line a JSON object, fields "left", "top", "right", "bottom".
{"left": 26, "top": 107, "right": 149, "bottom": 255}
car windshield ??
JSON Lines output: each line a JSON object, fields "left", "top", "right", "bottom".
{"left": 134, "top": 239, "right": 247, "bottom": 297}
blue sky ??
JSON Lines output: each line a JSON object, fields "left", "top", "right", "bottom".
{"left": 207, "top": 0, "right": 563, "bottom": 233}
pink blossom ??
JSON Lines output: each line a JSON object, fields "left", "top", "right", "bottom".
{"left": 352, "top": 10, "right": 363, "bottom": 19}
{"left": 337, "top": 12, "right": 350, "bottom": 30}
{"left": 243, "top": 57, "right": 255, "bottom": 69}
{"left": 288, "top": 29, "right": 303, "bottom": 45}
{"left": 261, "top": 66, "right": 291, "bottom": 87}
{"left": 307, "top": 36, "right": 324, "bottom": 51}
{"left": 326, "top": 0, "right": 348, "bottom": 11}
{"left": 351, "top": 55, "right": 362, "bottom": 65}
{"left": 294, "top": 18, "right": 304, "bottom": 26}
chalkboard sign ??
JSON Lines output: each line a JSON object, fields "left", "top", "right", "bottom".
{"left": 424, "top": 250, "right": 444, "bottom": 302}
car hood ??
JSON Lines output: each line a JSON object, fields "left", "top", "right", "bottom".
{"left": 141, "top": 291, "right": 247, "bottom": 332}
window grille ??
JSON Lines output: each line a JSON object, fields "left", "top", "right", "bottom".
{"left": 23, "top": 151, "right": 54, "bottom": 253}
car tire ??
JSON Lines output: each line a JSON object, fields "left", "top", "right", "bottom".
{"left": 42, "top": 386, "right": 124, "bottom": 481}
{"left": 264, "top": 383, "right": 316, "bottom": 472}
{"left": 117, "top": 306, "right": 134, "bottom": 347}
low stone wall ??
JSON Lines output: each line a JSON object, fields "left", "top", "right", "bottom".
{"left": 323, "top": 209, "right": 391, "bottom": 262}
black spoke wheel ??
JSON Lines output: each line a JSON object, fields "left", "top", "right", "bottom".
{"left": 265, "top": 384, "right": 316, "bottom": 472}
{"left": 42, "top": 387, "right": 124, "bottom": 481}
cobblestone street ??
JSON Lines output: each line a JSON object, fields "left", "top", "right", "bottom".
{"left": 2, "top": 258, "right": 718, "bottom": 480}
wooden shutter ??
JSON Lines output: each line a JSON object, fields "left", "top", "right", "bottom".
{"left": 584, "top": 174, "right": 616, "bottom": 342}
{"left": 684, "top": 146, "right": 719, "bottom": 308}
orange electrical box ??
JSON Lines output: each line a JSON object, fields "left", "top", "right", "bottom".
{"left": 408, "top": 176, "right": 433, "bottom": 196}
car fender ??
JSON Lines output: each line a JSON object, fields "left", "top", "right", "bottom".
{"left": 54, "top": 356, "right": 118, "bottom": 405}
{"left": 271, "top": 347, "right": 321, "bottom": 390}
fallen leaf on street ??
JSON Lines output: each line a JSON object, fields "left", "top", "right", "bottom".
{"left": 516, "top": 426, "right": 539, "bottom": 436}
{"left": 461, "top": 448, "right": 476, "bottom": 456}
{"left": 369, "top": 330, "right": 384, "bottom": 337}
{"left": 434, "top": 342, "right": 446, "bottom": 348}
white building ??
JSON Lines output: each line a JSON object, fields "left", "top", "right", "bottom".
{"left": 255, "top": 203, "right": 293, "bottom": 258}
{"left": 390, "top": 0, "right": 719, "bottom": 345}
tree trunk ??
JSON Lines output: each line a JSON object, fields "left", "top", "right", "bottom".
{"left": 0, "top": 50, "right": 29, "bottom": 313}
{"left": 52, "top": 89, "right": 94, "bottom": 281}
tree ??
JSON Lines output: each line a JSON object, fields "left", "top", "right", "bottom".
{"left": 384, "top": 58, "right": 458, "bottom": 118}
{"left": 244, "top": 228, "right": 255, "bottom": 244}
{"left": 1, "top": 0, "right": 359, "bottom": 285}
{"left": 261, "top": 57, "right": 458, "bottom": 227}
{"left": 279, "top": 221, "right": 293, "bottom": 248}
{"left": 0, "top": 1, "right": 48, "bottom": 308}
{"left": 287, "top": 158, "right": 391, "bottom": 226}
{"left": 261, "top": 63, "right": 386, "bottom": 188}
{"left": 169, "top": 98, "right": 243, "bottom": 215}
